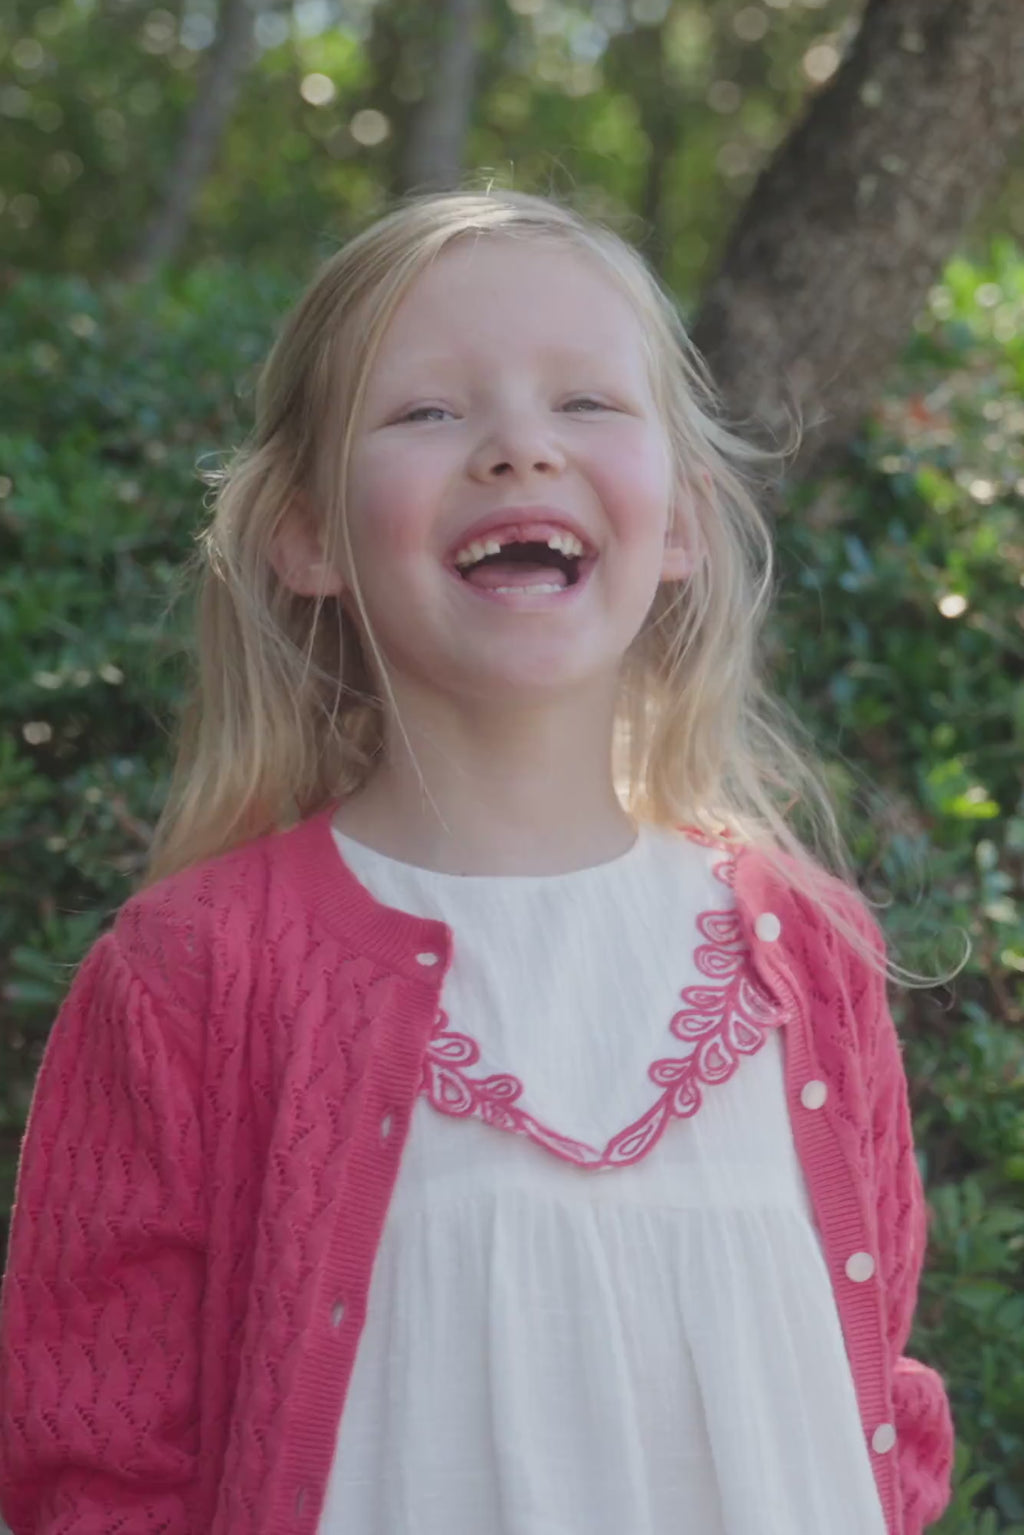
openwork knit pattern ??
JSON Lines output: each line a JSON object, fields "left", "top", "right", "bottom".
{"left": 0, "top": 803, "right": 955, "bottom": 1535}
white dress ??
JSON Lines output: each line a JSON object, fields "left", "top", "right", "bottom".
{"left": 316, "top": 821, "right": 889, "bottom": 1535}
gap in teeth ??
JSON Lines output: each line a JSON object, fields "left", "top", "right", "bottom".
{"left": 453, "top": 532, "right": 585, "bottom": 568}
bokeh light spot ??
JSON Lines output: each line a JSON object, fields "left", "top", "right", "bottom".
{"left": 138, "top": 8, "right": 178, "bottom": 54}
{"left": 300, "top": 72, "right": 337, "bottom": 106}
{"left": 0, "top": 85, "right": 32, "bottom": 119}
{"left": 734, "top": 8, "right": 768, "bottom": 41}
{"left": 33, "top": 101, "right": 64, "bottom": 131}
{"left": 12, "top": 38, "right": 46, "bottom": 70}
{"left": 350, "top": 108, "right": 390, "bottom": 146}
{"left": 707, "top": 80, "right": 742, "bottom": 113}
{"left": 180, "top": 12, "right": 215, "bottom": 49}
{"left": 803, "top": 42, "right": 839, "bottom": 83}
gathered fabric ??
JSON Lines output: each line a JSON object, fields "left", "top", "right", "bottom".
{"left": 0, "top": 802, "right": 954, "bottom": 1535}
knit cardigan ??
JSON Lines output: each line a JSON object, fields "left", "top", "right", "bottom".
{"left": 0, "top": 801, "right": 955, "bottom": 1535}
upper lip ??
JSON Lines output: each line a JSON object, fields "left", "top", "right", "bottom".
{"left": 443, "top": 506, "right": 597, "bottom": 562}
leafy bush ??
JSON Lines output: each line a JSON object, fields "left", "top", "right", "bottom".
{"left": 0, "top": 262, "right": 293, "bottom": 1183}
{"left": 771, "top": 241, "right": 1024, "bottom": 1529}
{"left": 1, "top": 245, "right": 1022, "bottom": 1527}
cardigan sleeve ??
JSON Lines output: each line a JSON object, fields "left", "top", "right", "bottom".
{"left": 0, "top": 930, "right": 207, "bottom": 1534}
{"left": 857, "top": 915, "right": 956, "bottom": 1535}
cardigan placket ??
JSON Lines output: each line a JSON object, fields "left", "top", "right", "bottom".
{"left": 738, "top": 882, "right": 900, "bottom": 1533}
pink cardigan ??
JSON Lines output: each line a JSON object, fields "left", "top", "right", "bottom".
{"left": 0, "top": 802, "right": 955, "bottom": 1534}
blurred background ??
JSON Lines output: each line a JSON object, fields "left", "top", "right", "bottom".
{"left": 1, "top": 0, "right": 1022, "bottom": 1527}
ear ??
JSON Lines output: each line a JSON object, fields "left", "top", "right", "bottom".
{"left": 269, "top": 499, "right": 346, "bottom": 598}
{"left": 659, "top": 472, "right": 708, "bottom": 584}
{"left": 660, "top": 543, "right": 695, "bottom": 582}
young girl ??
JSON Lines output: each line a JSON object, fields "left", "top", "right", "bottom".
{"left": 0, "top": 188, "right": 954, "bottom": 1535}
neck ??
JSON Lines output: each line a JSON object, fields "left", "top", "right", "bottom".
{"left": 332, "top": 678, "right": 635, "bottom": 876}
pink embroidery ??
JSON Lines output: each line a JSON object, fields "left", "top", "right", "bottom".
{"left": 419, "top": 839, "right": 785, "bottom": 1169}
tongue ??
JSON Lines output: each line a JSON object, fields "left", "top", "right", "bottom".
{"left": 463, "top": 560, "right": 567, "bottom": 590}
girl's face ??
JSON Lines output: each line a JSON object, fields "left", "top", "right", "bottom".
{"left": 332, "top": 236, "right": 692, "bottom": 700}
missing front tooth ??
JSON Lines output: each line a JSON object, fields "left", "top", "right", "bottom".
{"left": 463, "top": 541, "right": 579, "bottom": 583}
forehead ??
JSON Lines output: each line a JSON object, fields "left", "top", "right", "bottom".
{"left": 370, "top": 236, "right": 649, "bottom": 376}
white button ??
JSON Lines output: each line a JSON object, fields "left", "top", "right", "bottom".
{"left": 801, "top": 1080, "right": 828, "bottom": 1110}
{"left": 295, "top": 1486, "right": 307, "bottom": 1515}
{"left": 754, "top": 912, "right": 781, "bottom": 942}
{"left": 872, "top": 1422, "right": 896, "bottom": 1454}
{"left": 380, "top": 1113, "right": 394, "bottom": 1139}
{"left": 330, "top": 1300, "right": 345, "bottom": 1328}
{"left": 416, "top": 951, "right": 439, "bottom": 966}
{"left": 845, "top": 1251, "right": 875, "bottom": 1282}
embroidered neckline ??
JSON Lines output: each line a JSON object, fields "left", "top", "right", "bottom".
{"left": 419, "top": 834, "right": 786, "bottom": 1169}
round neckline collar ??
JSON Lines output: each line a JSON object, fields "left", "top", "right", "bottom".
{"left": 277, "top": 799, "right": 766, "bottom": 981}
{"left": 331, "top": 817, "right": 654, "bottom": 886}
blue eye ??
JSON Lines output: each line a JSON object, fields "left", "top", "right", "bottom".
{"left": 402, "top": 405, "right": 450, "bottom": 422}
{"left": 565, "top": 397, "right": 607, "bottom": 412}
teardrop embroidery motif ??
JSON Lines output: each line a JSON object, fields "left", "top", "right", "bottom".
{"left": 418, "top": 836, "right": 785, "bottom": 1169}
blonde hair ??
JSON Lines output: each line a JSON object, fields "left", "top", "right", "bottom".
{"left": 143, "top": 186, "right": 951, "bottom": 983}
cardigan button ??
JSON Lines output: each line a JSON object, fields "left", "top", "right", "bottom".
{"left": 871, "top": 1422, "right": 897, "bottom": 1454}
{"left": 845, "top": 1251, "right": 875, "bottom": 1282}
{"left": 800, "top": 1080, "right": 828, "bottom": 1110}
{"left": 295, "top": 1485, "right": 307, "bottom": 1515}
{"left": 416, "top": 951, "right": 440, "bottom": 966}
{"left": 754, "top": 912, "right": 781, "bottom": 942}
{"left": 380, "top": 1112, "right": 394, "bottom": 1139}
{"left": 331, "top": 1300, "right": 346, "bottom": 1328}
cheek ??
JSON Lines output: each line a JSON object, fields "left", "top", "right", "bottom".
{"left": 346, "top": 444, "right": 441, "bottom": 558}
{"left": 592, "top": 429, "right": 673, "bottom": 525}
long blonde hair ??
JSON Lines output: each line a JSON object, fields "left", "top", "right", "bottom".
{"left": 143, "top": 187, "right": 944, "bottom": 981}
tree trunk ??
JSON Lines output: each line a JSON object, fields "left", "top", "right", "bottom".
{"left": 127, "top": 0, "right": 256, "bottom": 280}
{"left": 399, "top": 0, "right": 486, "bottom": 193}
{"left": 690, "top": 0, "right": 1024, "bottom": 480}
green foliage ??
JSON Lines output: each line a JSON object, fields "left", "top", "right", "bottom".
{"left": 1, "top": 243, "right": 1023, "bottom": 1527}
{"left": 0, "top": 261, "right": 293, "bottom": 1187}
{"left": 771, "top": 243, "right": 1024, "bottom": 1529}
{"left": 0, "top": 0, "right": 875, "bottom": 287}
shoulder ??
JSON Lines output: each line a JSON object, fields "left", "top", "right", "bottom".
{"left": 111, "top": 819, "right": 301, "bottom": 1020}
{"left": 731, "top": 837, "right": 883, "bottom": 949}
{"left": 730, "top": 837, "right": 889, "bottom": 1048}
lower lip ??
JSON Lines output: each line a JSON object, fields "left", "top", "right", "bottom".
{"left": 448, "top": 558, "right": 596, "bottom": 608}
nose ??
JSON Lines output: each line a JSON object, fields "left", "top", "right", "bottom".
{"left": 469, "top": 410, "right": 568, "bottom": 481}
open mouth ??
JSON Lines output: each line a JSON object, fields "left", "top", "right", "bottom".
{"left": 454, "top": 539, "right": 587, "bottom": 593}
{"left": 447, "top": 553, "right": 597, "bottom": 607}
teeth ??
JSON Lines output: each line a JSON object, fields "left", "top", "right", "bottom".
{"left": 541, "top": 533, "right": 585, "bottom": 557}
{"left": 547, "top": 534, "right": 585, "bottom": 558}
{"left": 452, "top": 531, "right": 586, "bottom": 567}
{"left": 491, "top": 584, "right": 564, "bottom": 596}
{"left": 454, "top": 540, "right": 488, "bottom": 568}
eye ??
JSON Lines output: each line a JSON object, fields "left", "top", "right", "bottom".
{"left": 564, "top": 397, "right": 609, "bottom": 413}
{"left": 401, "top": 405, "right": 452, "bottom": 423}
